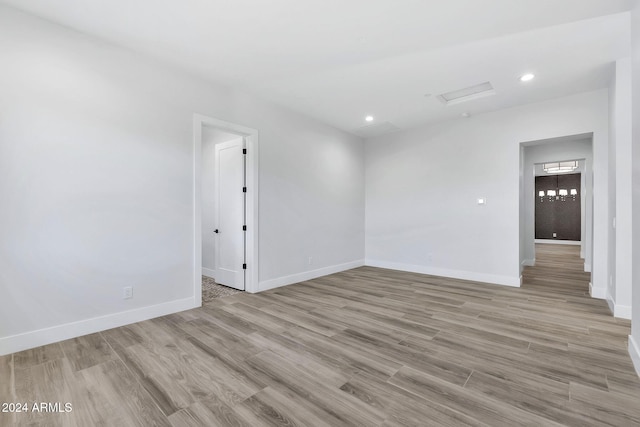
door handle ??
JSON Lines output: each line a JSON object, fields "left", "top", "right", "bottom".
{"left": 214, "top": 229, "right": 219, "bottom": 234}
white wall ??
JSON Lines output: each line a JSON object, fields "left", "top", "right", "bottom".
{"left": 630, "top": 0, "right": 640, "bottom": 377}
{"left": 0, "top": 5, "right": 365, "bottom": 355}
{"left": 365, "top": 90, "right": 609, "bottom": 289}
{"left": 611, "top": 57, "right": 633, "bottom": 319}
{"left": 256, "top": 113, "right": 365, "bottom": 291}
{"left": 609, "top": 68, "right": 618, "bottom": 308}
{"left": 522, "top": 139, "right": 592, "bottom": 271}
{"left": 201, "top": 128, "right": 241, "bottom": 277}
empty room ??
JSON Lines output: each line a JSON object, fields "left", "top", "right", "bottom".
{"left": 2, "top": 1, "right": 640, "bottom": 426}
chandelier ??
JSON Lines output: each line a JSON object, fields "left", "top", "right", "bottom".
{"left": 538, "top": 169, "right": 578, "bottom": 202}
{"left": 539, "top": 188, "right": 578, "bottom": 202}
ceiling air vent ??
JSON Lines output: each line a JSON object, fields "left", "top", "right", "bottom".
{"left": 437, "top": 81, "right": 495, "bottom": 106}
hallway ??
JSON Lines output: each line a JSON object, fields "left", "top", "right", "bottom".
{"left": 523, "top": 243, "right": 592, "bottom": 296}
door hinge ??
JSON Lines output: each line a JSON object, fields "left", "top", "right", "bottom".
{"left": 242, "top": 263, "right": 247, "bottom": 270}
{"left": 242, "top": 225, "right": 247, "bottom": 231}
{"left": 242, "top": 148, "right": 247, "bottom": 154}
{"left": 243, "top": 187, "right": 247, "bottom": 193}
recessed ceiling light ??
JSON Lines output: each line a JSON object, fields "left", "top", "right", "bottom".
{"left": 520, "top": 73, "right": 535, "bottom": 82}
{"left": 365, "top": 116, "right": 374, "bottom": 122}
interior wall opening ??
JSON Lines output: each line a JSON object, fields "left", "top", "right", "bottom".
{"left": 201, "top": 126, "right": 246, "bottom": 298}
{"left": 193, "top": 114, "right": 259, "bottom": 304}
{"left": 519, "top": 134, "right": 594, "bottom": 293}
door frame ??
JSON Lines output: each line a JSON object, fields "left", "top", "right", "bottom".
{"left": 193, "top": 114, "right": 259, "bottom": 303}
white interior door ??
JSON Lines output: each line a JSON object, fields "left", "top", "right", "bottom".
{"left": 214, "top": 138, "right": 245, "bottom": 290}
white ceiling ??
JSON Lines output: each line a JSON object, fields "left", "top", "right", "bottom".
{"left": 1, "top": 0, "right": 633, "bottom": 137}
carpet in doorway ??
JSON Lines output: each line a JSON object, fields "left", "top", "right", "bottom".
{"left": 202, "top": 276, "right": 241, "bottom": 302}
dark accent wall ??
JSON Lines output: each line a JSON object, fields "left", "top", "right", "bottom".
{"left": 535, "top": 173, "right": 581, "bottom": 241}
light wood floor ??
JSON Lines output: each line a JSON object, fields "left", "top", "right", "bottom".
{"left": 2, "top": 244, "right": 639, "bottom": 426}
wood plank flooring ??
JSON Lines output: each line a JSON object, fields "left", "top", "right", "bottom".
{"left": 2, "top": 244, "right": 639, "bottom": 426}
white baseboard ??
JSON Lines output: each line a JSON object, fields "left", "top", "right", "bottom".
{"left": 614, "top": 304, "right": 632, "bottom": 320}
{"left": 257, "top": 259, "right": 365, "bottom": 292}
{"left": 521, "top": 259, "right": 535, "bottom": 267}
{"left": 629, "top": 335, "right": 640, "bottom": 378}
{"left": 584, "top": 263, "right": 592, "bottom": 272}
{"left": 607, "top": 289, "right": 631, "bottom": 319}
{"left": 365, "top": 259, "right": 520, "bottom": 287}
{"left": 535, "top": 239, "right": 581, "bottom": 245}
{"left": 202, "top": 267, "right": 216, "bottom": 279}
{"left": 0, "top": 297, "right": 196, "bottom": 356}
{"left": 590, "top": 282, "right": 606, "bottom": 299}
{"left": 606, "top": 295, "right": 615, "bottom": 314}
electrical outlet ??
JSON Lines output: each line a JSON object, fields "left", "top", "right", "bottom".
{"left": 308, "top": 257, "right": 313, "bottom": 265}
{"left": 123, "top": 287, "right": 133, "bottom": 299}
{"left": 552, "top": 232, "right": 557, "bottom": 238}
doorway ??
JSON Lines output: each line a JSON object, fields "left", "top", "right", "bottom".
{"left": 193, "top": 114, "right": 259, "bottom": 304}
{"left": 519, "top": 134, "right": 593, "bottom": 278}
